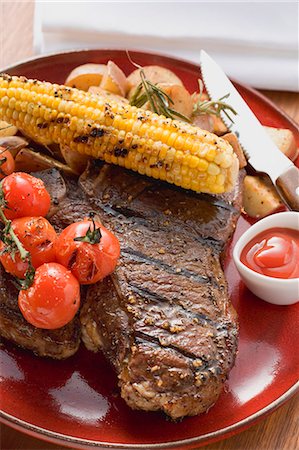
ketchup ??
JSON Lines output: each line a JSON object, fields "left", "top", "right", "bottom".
{"left": 240, "top": 228, "right": 299, "bottom": 279}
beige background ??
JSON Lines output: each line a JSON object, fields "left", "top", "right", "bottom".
{"left": 0, "top": 2, "right": 298, "bottom": 450}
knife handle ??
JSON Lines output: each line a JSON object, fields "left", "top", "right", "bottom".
{"left": 276, "top": 166, "right": 299, "bottom": 211}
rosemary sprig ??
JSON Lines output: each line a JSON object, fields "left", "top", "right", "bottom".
{"left": 0, "top": 186, "right": 35, "bottom": 290}
{"left": 192, "top": 79, "right": 237, "bottom": 123}
{"left": 74, "top": 212, "right": 102, "bottom": 245}
{"left": 130, "top": 70, "right": 191, "bottom": 122}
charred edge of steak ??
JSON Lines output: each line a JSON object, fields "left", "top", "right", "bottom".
{"left": 0, "top": 303, "right": 81, "bottom": 359}
{"left": 120, "top": 337, "right": 226, "bottom": 419}
{"left": 78, "top": 163, "right": 241, "bottom": 419}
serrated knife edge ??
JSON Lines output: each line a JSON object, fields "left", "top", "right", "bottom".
{"left": 200, "top": 50, "right": 299, "bottom": 211}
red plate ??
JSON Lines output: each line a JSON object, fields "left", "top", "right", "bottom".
{"left": 0, "top": 49, "right": 298, "bottom": 449}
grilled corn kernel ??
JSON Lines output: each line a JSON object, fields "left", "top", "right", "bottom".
{"left": 0, "top": 74, "right": 239, "bottom": 194}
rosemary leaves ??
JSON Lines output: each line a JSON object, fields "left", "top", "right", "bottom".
{"left": 192, "top": 80, "right": 237, "bottom": 123}
{"left": 129, "top": 69, "right": 191, "bottom": 122}
{"left": 0, "top": 185, "right": 35, "bottom": 289}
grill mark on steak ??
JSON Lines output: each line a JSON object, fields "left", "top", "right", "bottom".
{"left": 122, "top": 248, "right": 212, "bottom": 285}
{"left": 100, "top": 203, "right": 222, "bottom": 251}
{"left": 80, "top": 163, "right": 243, "bottom": 419}
{"left": 98, "top": 200, "right": 233, "bottom": 253}
{"left": 134, "top": 330, "right": 221, "bottom": 374}
{"left": 0, "top": 163, "right": 242, "bottom": 417}
{"left": 128, "top": 283, "right": 222, "bottom": 328}
{"left": 79, "top": 163, "right": 241, "bottom": 250}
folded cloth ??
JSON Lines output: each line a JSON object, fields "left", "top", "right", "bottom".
{"left": 35, "top": 1, "right": 299, "bottom": 91}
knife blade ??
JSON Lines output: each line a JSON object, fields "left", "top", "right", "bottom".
{"left": 200, "top": 50, "right": 299, "bottom": 211}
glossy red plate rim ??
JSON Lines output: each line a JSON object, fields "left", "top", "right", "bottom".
{"left": 0, "top": 383, "right": 298, "bottom": 449}
{"left": 1, "top": 47, "right": 298, "bottom": 132}
{"left": 0, "top": 48, "right": 298, "bottom": 450}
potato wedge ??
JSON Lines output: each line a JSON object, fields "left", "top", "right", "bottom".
{"left": 222, "top": 132, "right": 247, "bottom": 169}
{"left": 191, "top": 92, "right": 228, "bottom": 135}
{"left": 157, "top": 83, "right": 193, "bottom": 119}
{"left": 60, "top": 144, "right": 91, "bottom": 174}
{"left": 243, "top": 175, "right": 283, "bottom": 218}
{"left": 0, "top": 120, "right": 18, "bottom": 138}
{"left": 65, "top": 64, "right": 107, "bottom": 91}
{"left": 265, "top": 126, "right": 298, "bottom": 161}
{"left": 192, "top": 114, "right": 227, "bottom": 135}
{"left": 127, "top": 65, "right": 184, "bottom": 98}
{"left": 211, "top": 116, "right": 228, "bottom": 135}
{"left": 191, "top": 114, "right": 214, "bottom": 132}
{"left": 100, "top": 61, "right": 128, "bottom": 97}
{"left": 88, "top": 86, "right": 129, "bottom": 104}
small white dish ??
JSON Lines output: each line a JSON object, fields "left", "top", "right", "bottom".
{"left": 233, "top": 211, "right": 299, "bottom": 305}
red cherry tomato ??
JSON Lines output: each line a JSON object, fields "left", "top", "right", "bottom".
{"left": 1, "top": 172, "right": 51, "bottom": 220}
{"left": 54, "top": 219, "right": 120, "bottom": 284}
{"left": 0, "top": 147, "right": 15, "bottom": 179}
{"left": 0, "top": 217, "right": 57, "bottom": 278}
{"left": 18, "top": 262, "right": 80, "bottom": 329}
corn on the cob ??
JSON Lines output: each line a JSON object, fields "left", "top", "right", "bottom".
{"left": 0, "top": 74, "right": 239, "bottom": 194}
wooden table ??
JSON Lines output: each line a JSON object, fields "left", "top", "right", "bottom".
{"left": 0, "top": 2, "right": 298, "bottom": 450}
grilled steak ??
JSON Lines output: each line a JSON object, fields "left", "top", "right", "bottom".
{"left": 80, "top": 163, "right": 244, "bottom": 419}
{"left": 35, "top": 168, "right": 67, "bottom": 218}
{"left": 0, "top": 169, "right": 80, "bottom": 359}
{"left": 0, "top": 162, "right": 243, "bottom": 416}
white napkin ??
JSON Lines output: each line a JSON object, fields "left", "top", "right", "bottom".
{"left": 35, "top": 1, "right": 299, "bottom": 91}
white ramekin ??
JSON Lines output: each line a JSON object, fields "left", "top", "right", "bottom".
{"left": 233, "top": 211, "right": 299, "bottom": 305}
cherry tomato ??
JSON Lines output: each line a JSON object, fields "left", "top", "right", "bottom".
{"left": 0, "top": 147, "right": 15, "bottom": 179}
{"left": 0, "top": 217, "right": 57, "bottom": 278}
{"left": 18, "top": 262, "right": 80, "bottom": 329}
{"left": 1, "top": 172, "right": 51, "bottom": 220}
{"left": 54, "top": 219, "right": 120, "bottom": 284}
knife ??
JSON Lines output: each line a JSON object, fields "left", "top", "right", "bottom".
{"left": 200, "top": 50, "right": 299, "bottom": 211}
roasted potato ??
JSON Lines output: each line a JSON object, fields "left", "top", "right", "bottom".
{"left": 88, "top": 86, "right": 129, "bottom": 104}
{"left": 243, "top": 175, "right": 283, "bottom": 218}
{"left": 0, "top": 120, "right": 18, "bottom": 138}
{"left": 100, "top": 61, "right": 128, "bottom": 97}
{"left": 211, "top": 116, "right": 228, "bottom": 135}
{"left": 265, "top": 126, "right": 298, "bottom": 161}
{"left": 191, "top": 92, "right": 228, "bottom": 135}
{"left": 156, "top": 83, "right": 193, "bottom": 119}
{"left": 65, "top": 64, "right": 107, "bottom": 91}
{"left": 127, "top": 65, "right": 184, "bottom": 98}
{"left": 191, "top": 114, "right": 214, "bottom": 132}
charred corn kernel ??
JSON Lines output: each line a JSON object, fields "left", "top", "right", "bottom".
{"left": 0, "top": 74, "right": 239, "bottom": 194}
